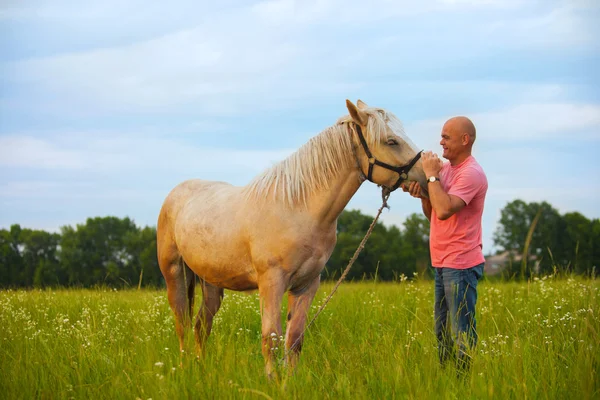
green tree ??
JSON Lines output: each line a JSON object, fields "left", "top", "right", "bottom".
{"left": 591, "top": 219, "right": 600, "bottom": 276}
{"left": 562, "top": 212, "right": 593, "bottom": 274}
{"left": 494, "top": 200, "right": 574, "bottom": 275}
{"left": 0, "top": 225, "right": 24, "bottom": 287}
{"left": 327, "top": 210, "right": 389, "bottom": 280}
{"left": 59, "top": 216, "right": 140, "bottom": 287}
{"left": 20, "top": 229, "right": 62, "bottom": 287}
{"left": 398, "top": 213, "right": 430, "bottom": 277}
{"left": 493, "top": 199, "right": 531, "bottom": 253}
{"left": 0, "top": 225, "right": 62, "bottom": 287}
{"left": 125, "top": 226, "right": 163, "bottom": 287}
{"left": 325, "top": 210, "right": 431, "bottom": 282}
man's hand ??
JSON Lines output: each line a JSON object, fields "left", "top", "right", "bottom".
{"left": 401, "top": 181, "right": 425, "bottom": 199}
{"left": 402, "top": 181, "right": 432, "bottom": 220}
{"left": 422, "top": 151, "right": 443, "bottom": 178}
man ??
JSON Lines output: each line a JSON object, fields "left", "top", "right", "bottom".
{"left": 402, "top": 116, "right": 488, "bottom": 371}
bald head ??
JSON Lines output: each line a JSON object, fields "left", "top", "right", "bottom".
{"left": 444, "top": 116, "right": 476, "bottom": 145}
{"left": 440, "top": 116, "right": 477, "bottom": 165}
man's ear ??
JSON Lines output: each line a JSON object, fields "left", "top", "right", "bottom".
{"left": 346, "top": 99, "right": 368, "bottom": 126}
{"left": 462, "top": 132, "right": 470, "bottom": 145}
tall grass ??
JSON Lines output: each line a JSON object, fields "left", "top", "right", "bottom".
{"left": 0, "top": 277, "right": 598, "bottom": 399}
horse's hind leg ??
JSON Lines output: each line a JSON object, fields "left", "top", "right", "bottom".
{"left": 285, "top": 276, "right": 320, "bottom": 371}
{"left": 159, "top": 247, "right": 195, "bottom": 354}
{"left": 194, "top": 280, "right": 224, "bottom": 356}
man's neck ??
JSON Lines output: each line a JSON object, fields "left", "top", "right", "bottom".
{"left": 449, "top": 152, "right": 471, "bottom": 166}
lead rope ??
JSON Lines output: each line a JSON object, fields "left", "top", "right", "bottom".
{"left": 280, "top": 187, "right": 391, "bottom": 363}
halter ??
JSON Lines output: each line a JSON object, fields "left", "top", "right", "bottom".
{"left": 353, "top": 124, "right": 423, "bottom": 192}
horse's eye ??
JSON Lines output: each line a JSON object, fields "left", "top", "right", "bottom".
{"left": 387, "top": 139, "right": 399, "bottom": 146}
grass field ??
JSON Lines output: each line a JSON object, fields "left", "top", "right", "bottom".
{"left": 0, "top": 277, "right": 598, "bottom": 399}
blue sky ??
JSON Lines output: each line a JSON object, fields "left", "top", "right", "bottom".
{"left": 1, "top": 0, "right": 599, "bottom": 254}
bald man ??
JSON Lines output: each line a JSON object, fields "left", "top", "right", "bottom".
{"left": 403, "top": 116, "right": 488, "bottom": 372}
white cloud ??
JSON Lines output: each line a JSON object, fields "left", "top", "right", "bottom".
{"left": 485, "top": 4, "right": 599, "bottom": 49}
{"left": 4, "top": 0, "right": 593, "bottom": 118}
{"left": 475, "top": 103, "right": 600, "bottom": 141}
{"left": 9, "top": 29, "right": 226, "bottom": 108}
{"left": 0, "top": 181, "right": 92, "bottom": 198}
{"left": 0, "top": 0, "right": 228, "bottom": 24}
{"left": 0, "top": 180, "right": 170, "bottom": 202}
{"left": 0, "top": 136, "right": 85, "bottom": 169}
{"left": 406, "top": 102, "right": 600, "bottom": 152}
{"left": 488, "top": 185, "right": 600, "bottom": 202}
{"left": 3, "top": 3, "right": 310, "bottom": 113}
{"left": 0, "top": 132, "right": 294, "bottom": 181}
{"left": 252, "top": 0, "right": 528, "bottom": 26}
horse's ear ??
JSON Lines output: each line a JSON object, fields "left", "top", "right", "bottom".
{"left": 357, "top": 99, "right": 369, "bottom": 109}
{"left": 346, "top": 99, "right": 368, "bottom": 126}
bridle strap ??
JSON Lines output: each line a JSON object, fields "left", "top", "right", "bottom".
{"left": 353, "top": 124, "right": 423, "bottom": 191}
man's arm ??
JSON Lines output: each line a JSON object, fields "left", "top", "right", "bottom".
{"left": 402, "top": 152, "right": 477, "bottom": 221}
{"left": 426, "top": 181, "right": 465, "bottom": 220}
{"left": 423, "top": 153, "right": 485, "bottom": 220}
{"left": 421, "top": 198, "right": 432, "bottom": 221}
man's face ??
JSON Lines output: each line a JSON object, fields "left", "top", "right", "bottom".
{"left": 439, "top": 121, "right": 464, "bottom": 161}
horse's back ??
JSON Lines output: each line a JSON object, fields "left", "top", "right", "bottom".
{"left": 160, "top": 178, "right": 232, "bottom": 217}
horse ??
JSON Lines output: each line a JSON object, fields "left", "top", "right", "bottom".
{"left": 157, "top": 99, "right": 427, "bottom": 377}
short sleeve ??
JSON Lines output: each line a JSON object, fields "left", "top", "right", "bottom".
{"left": 447, "top": 166, "right": 485, "bottom": 205}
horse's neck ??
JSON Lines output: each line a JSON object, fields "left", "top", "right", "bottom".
{"left": 306, "top": 166, "right": 364, "bottom": 226}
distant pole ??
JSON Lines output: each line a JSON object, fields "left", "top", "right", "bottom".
{"left": 521, "top": 208, "right": 542, "bottom": 280}
{"left": 138, "top": 268, "right": 144, "bottom": 290}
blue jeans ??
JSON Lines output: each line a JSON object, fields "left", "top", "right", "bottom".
{"left": 433, "top": 263, "right": 484, "bottom": 369}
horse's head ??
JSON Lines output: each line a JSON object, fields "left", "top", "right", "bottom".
{"left": 345, "top": 99, "right": 427, "bottom": 194}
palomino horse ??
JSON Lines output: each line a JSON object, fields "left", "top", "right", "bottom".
{"left": 157, "top": 99, "right": 427, "bottom": 376}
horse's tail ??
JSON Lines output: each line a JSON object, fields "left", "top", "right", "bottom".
{"left": 183, "top": 259, "right": 196, "bottom": 319}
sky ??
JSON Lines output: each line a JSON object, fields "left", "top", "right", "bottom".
{"left": 1, "top": 0, "right": 599, "bottom": 254}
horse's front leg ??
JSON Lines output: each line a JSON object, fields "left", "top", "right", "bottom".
{"left": 258, "top": 270, "right": 286, "bottom": 378}
{"left": 285, "top": 276, "right": 320, "bottom": 371}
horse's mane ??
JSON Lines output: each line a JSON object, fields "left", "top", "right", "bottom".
{"left": 242, "top": 107, "right": 406, "bottom": 208}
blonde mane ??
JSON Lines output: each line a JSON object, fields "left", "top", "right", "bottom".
{"left": 243, "top": 107, "right": 406, "bottom": 208}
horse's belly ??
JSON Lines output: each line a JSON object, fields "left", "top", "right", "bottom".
{"left": 195, "top": 261, "right": 258, "bottom": 291}
{"left": 178, "top": 239, "right": 256, "bottom": 290}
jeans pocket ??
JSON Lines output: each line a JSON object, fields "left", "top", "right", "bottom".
{"left": 464, "top": 265, "right": 483, "bottom": 288}
{"left": 472, "top": 263, "right": 484, "bottom": 280}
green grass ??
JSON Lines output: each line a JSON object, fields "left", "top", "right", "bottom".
{"left": 1, "top": 277, "right": 598, "bottom": 399}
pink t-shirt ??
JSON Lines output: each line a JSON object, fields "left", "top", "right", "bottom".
{"left": 430, "top": 155, "right": 488, "bottom": 269}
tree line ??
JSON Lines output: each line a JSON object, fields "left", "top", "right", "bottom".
{"left": 0, "top": 217, "right": 162, "bottom": 288}
{"left": 493, "top": 200, "right": 599, "bottom": 277}
{"left": 0, "top": 199, "right": 597, "bottom": 288}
